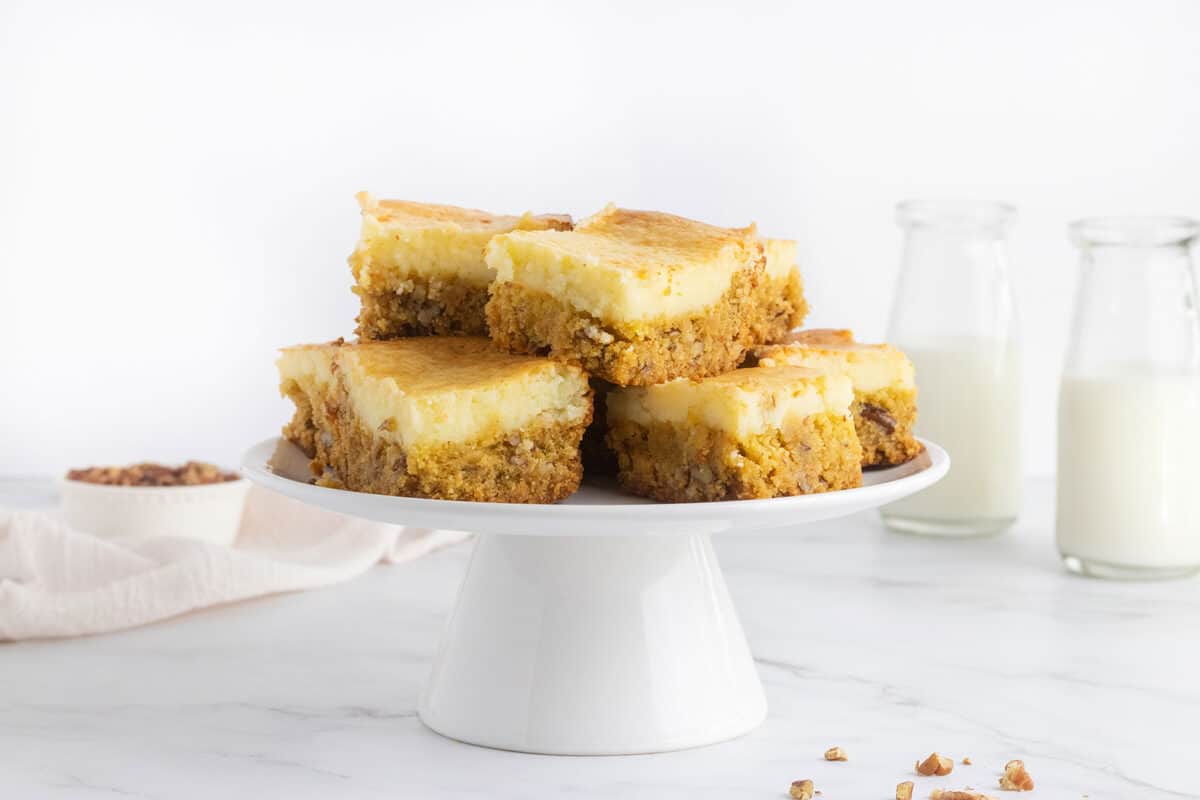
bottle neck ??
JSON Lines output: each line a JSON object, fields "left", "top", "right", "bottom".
{"left": 1066, "top": 237, "right": 1200, "bottom": 376}
{"left": 1079, "top": 240, "right": 1194, "bottom": 278}
{"left": 888, "top": 198, "right": 1020, "bottom": 350}
{"left": 901, "top": 225, "right": 1010, "bottom": 274}
{"left": 888, "top": 224, "right": 1018, "bottom": 348}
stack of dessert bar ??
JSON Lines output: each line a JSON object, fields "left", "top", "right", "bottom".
{"left": 277, "top": 194, "right": 920, "bottom": 503}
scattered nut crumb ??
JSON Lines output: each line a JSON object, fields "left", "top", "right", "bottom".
{"left": 962, "top": 757, "right": 972, "bottom": 765}
{"left": 789, "top": 778, "right": 814, "bottom": 799}
{"left": 897, "top": 780, "right": 914, "bottom": 800}
{"left": 824, "top": 746, "right": 848, "bottom": 761}
{"left": 916, "top": 752, "right": 955, "bottom": 776}
{"left": 930, "top": 790, "right": 995, "bottom": 800}
{"left": 67, "top": 461, "right": 239, "bottom": 487}
{"left": 998, "top": 759, "right": 1034, "bottom": 791}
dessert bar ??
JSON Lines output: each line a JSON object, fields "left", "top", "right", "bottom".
{"left": 753, "top": 329, "right": 921, "bottom": 466}
{"left": 605, "top": 365, "right": 862, "bottom": 501}
{"left": 350, "top": 193, "right": 571, "bottom": 338}
{"left": 754, "top": 238, "right": 808, "bottom": 342}
{"left": 278, "top": 337, "right": 592, "bottom": 502}
{"left": 485, "top": 204, "right": 777, "bottom": 386}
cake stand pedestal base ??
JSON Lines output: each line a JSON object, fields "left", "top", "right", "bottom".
{"left": 417, "top": 532, "right": 768, "bottom": 755}
{"left": 242, "top": 436, "right": 950, "bottom": 756}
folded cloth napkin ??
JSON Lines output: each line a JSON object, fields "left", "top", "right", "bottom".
{"left": 0, "top": 486, "right": 469, "bottom": 641}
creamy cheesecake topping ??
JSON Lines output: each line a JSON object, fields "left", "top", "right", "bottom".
{"left": 350, "top": 192, "right": 571, "bottom": 291}
{"left": 607, "top": 365, "right": 854, "bottom": 438}
{"left": 755, "top": 329, "right": 916, "bottom": 392}
{"left": 764, "top": 237, "right": 800, "bottom": 280}
{"left": 486, "top": 204, "right": 764, "bottom": 323}
{"left": 278, "top": 338, "right": 589, "bottom": 448}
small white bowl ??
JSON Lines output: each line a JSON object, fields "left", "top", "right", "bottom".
{"left": 58, "top": 476, "right": 252, "bottom": 545}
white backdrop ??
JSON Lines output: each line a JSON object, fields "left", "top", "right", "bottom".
{"left": 2, "top": 0, "right": 1198, "bottom": 476}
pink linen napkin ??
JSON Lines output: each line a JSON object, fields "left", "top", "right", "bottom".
{"left": 0, "top": 486, "right": 469, "bottom": 641}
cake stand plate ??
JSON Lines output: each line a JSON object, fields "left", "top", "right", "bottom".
{"left": 242, "top": 437, "right": 948, "bottom": 755}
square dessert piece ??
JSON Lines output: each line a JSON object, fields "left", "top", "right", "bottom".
{"left": 605, "top": 366, "right": 863, "bottom": 502}
{"left": 753, "top": 238, "right": 808, "bottom": 342}
{"left": 485, "top": 204, "right": 771, "bottom": 386}
{"left": 753, "top": 329, "right": 921, "bottom": 467}
{"left": 349, "top": 193, "right": 571, "bottom": 339}
{"left": 277, "top": 337, "right": 592, "bottom": 503}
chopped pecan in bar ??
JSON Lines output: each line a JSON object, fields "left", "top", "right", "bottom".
{"left": 860, "top": 403, "right": 897, "bottom": 434}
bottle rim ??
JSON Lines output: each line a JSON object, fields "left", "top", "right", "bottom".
{"left": 895, "top": 198, "right": 1017, "bottom": 231}
{"left": 1070, "top": 216, "right": 1200, "bottom": 247}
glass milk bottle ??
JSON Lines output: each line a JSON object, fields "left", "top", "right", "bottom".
{"left": 1057, "top": 217, "right": 1200, "bottom": 580}
{"left": 881, "top": 199, "right": 1022, "bottom": 536}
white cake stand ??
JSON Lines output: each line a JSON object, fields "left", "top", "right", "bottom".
{"left": 241, "top": 437, "right": 948, "bottom": 755}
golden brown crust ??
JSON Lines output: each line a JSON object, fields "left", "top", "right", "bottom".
{"left": 607, "top": 412, "right": 862, "bottom": 502}
{"left": 752, "top": 268, "right": 808, "bottom": 343}
{"left": 565, "top": 205, "right": 761, "bottom": 268}
{"left": 855, "top": 387, "right": 922, "bottom": 467}
{"left": 281, "top": 379, "right": 321, "bottom": 458}
{"left": 486, "top": 264, "right": 768, "bottom": 387}
{"left": 354, "top": 278, "right": 489, "bottom": 339}
{"left": 357, "top": 192, "right": 572, "bottom": 232}
{"left": 283, "top": 371, "right": 591, "bottom": 503}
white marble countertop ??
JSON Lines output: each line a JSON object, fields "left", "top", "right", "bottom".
{"left": 2, "top": 478, "right": 1197, "bottom": 799}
